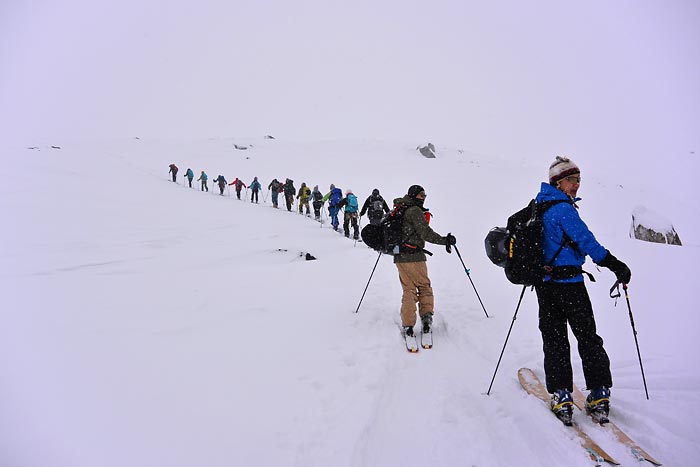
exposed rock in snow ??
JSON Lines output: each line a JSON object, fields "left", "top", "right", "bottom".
{"left": 630, "top": 205, "right": 682, "bottom": 246}
{"left": 417, "top": 143, "right": 436, "bottom": 158}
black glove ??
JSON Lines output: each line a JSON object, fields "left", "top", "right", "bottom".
{"left": 598, "top": 251, "right": 631, "bottom": 284}
{"left": 445, "top": 233, "right": 456, "bottom": 253}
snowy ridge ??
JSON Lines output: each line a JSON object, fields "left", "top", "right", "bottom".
{"left": 1, "top": 137, "right": 698, "bottom": 466}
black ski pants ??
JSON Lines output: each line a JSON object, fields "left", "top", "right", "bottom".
{"left": 535, "top": 281, "right": 612, "bottom": 394}
{"left": 343, "top": 212, "right": 359, "bottom": 239}
{"left": 312, "top": 201, "right": 322, "bottom": 218}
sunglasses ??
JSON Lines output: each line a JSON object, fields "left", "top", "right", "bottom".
{"left": 563, "top": 175, "right": 581, "bottom": 184}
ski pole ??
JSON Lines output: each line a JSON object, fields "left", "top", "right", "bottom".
{"left": 355, "top": 252, "right": 382, "bottom": 313}
{"left": 354, "top": 215, "right": 362, "bottom": 247}
{"left": 487, "top": 285, "right": 527, "bottom": 395}
{"left": 453, "top": 245, "right": 489, "bottom": 318}
{"left": 611, "top": 281, "right": 650, "bottom": 400}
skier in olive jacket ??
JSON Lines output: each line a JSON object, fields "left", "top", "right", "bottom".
{"left": 393, "top": 185, "right": 456, "bottom": 338}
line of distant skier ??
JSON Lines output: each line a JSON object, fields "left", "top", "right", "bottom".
{"left": 168, "top": 163, "right": 390, "bottom": 239}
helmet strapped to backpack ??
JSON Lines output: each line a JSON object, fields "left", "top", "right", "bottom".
{"left": 361, "top": 203, "right": 416, "bottom": 255}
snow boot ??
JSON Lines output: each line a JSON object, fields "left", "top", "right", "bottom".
{"left": 550, "top": 389, "right": 574, "bottom": 426}
{"left": 586, "top": 387, "right": 610, "bottom": 424}
{"left": 421, "top": 313, "right": 433, "bottom": 333}
{"left": 403, "top": 326, "right": 415, "bottom": 337}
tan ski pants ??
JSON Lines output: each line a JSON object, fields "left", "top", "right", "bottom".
{"left": 396, "top": 261, "right": 434, "bottom": 327}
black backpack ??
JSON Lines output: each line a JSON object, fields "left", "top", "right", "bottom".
{"left": 361, "top": 204, "right": 410, "bottom": 255}
{"left": 485, "top": 199, "right": 571, "bottom": 286}
{"left": 370, "top": 198, "right": 384, "bottom": 212}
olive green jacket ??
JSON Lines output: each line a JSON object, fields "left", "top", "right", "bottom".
{"left": 393, "top": 196, "right": 447, "bottom": 264}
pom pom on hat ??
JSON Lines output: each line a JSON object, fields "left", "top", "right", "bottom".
{"left": 549, "top": 156, "right": 580, "bottom": 184}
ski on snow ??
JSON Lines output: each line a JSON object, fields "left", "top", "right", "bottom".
{"left": 402, "top": 329, "right": 432, "bottom": 353}
{"left": 571, "top": 386, "right": 662, "bottom": 465}
{"left": 518, "top": 368, "right": 619, "bottom": 466}
{"left": 404, "top": 332, "right": 419, "bottom": 353}
{"left": 421, "top": 328, "right": 432, "bottom": 349}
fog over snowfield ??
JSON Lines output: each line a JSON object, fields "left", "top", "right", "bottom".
{"left": 1, "top": 1, "right": 699, "bottom": 466}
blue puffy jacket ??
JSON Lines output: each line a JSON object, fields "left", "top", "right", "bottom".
{"left": 536, "top": 183, "right": 608, "bottom": 283}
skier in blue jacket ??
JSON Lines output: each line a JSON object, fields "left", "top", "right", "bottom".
{"left": 184, "top": 168, "right": 194, "bottom": 188}
{"left": 197, "top": 171, "right": 208, "bottom": 192}
{"left": 322, "top": 184, "right": 343, "bottom": 231}
{"left": 337, "top": 189, "right": 360, "bottom": 239}
{"left": 535, "top": 156, "right": 631, "bottom": 425}
{"left": 249, "top": 177, "right": 262, "bottom": 203}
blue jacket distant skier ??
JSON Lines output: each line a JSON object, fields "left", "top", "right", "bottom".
{"left": 184, "top": 168, "right": 194, "bottom": 188}
{"left": 322, "top": 184, "right": 343, "bottom": 231}
{"left": 338, "top": 189, "right": 360, "bottom": 239}
{"left": 197, "top": 171, "right": 208, "bottom": 191}
{"left": 249, "top": 177, "right": 261, "bottom": 203}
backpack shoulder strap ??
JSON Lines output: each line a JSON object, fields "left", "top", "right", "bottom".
{"left": 539, "top": 198, "right": 576, "bottom": 266}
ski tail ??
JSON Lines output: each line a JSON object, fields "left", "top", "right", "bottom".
{"left": 518, "top": 368, "right": 619, "bottom": 465}
{"left": 571, "top": 386, "right": 662, "bottom": 465}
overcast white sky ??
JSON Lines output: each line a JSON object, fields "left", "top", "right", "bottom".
{"left": 1, "top": 0, "right": 698, "bottom": 162}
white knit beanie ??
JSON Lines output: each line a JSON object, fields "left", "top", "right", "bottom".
{"left": 549, "top": 156, "right": 580, "bottom": 184}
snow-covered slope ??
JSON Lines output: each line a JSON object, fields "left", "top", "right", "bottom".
{"left": 2, "top": 137, "right": 698, "bottom": 466}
